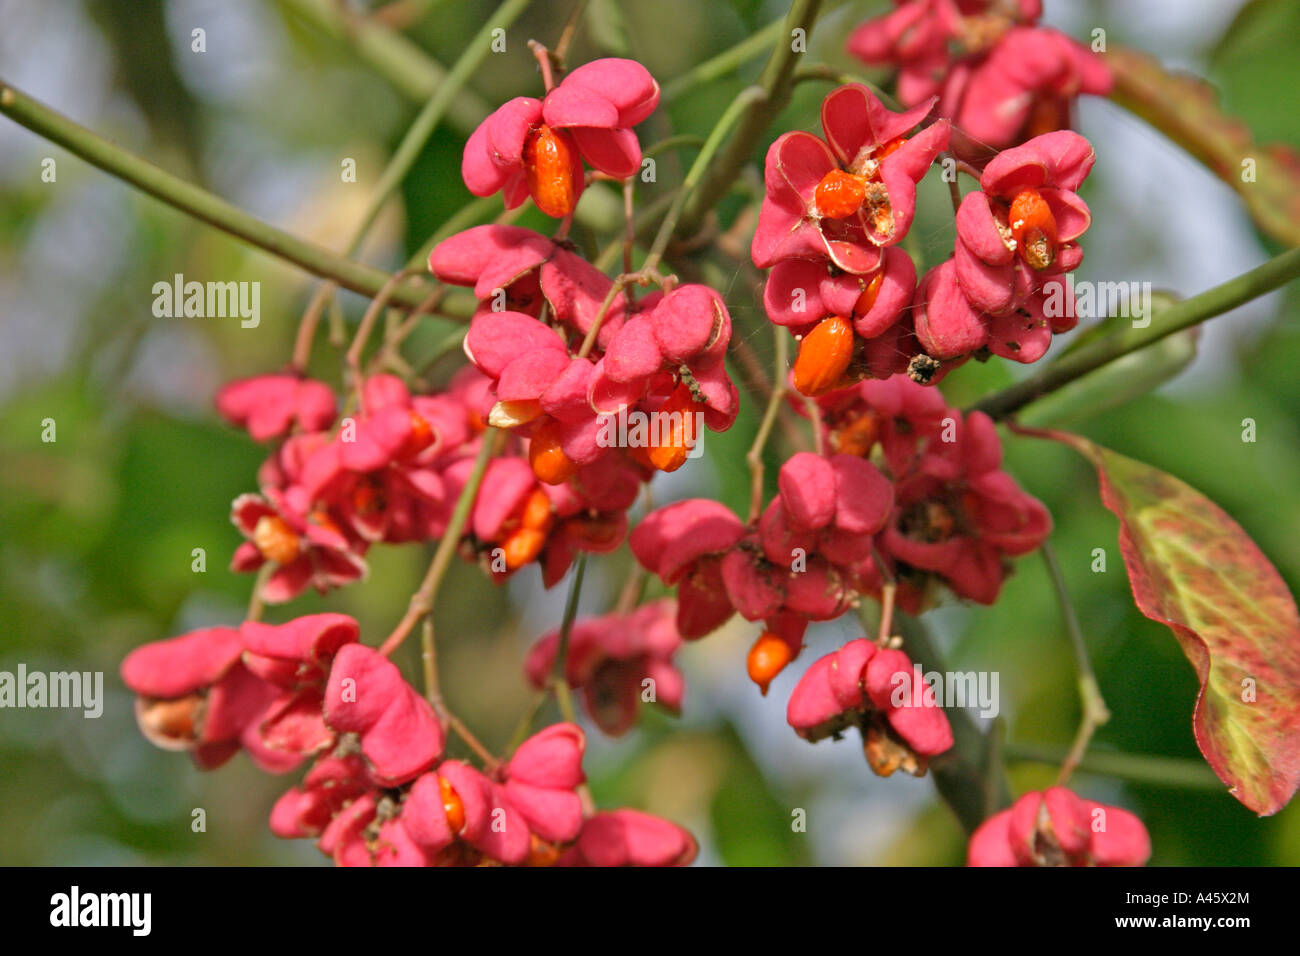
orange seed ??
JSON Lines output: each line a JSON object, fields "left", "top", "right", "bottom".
{"left": 252, "top": 514, "right": 301, "bottom": 565}
{"left": 524, "top": 124, "right": 581, "bottom": 218}
{"left": 529, "top": 419, "right": 578, "bottom": 485}
{"left": 814, "top": 169, "right": 867, "bottom": 219}
{"left": 792, "top": 315, "right": 855, "bottom": 397}
{"left": 1008, "top": 188, "right": 1058, "bottom": 270}
{"left": 747, "top": 631, "right": 795, "bottom": 696}
{"left": 439, "top": 776, "right": 466, "bottom": 834}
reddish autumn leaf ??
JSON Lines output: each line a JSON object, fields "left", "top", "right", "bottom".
{"left": 1022, "top": 426, "right": 1300, "bottom": 815}
{"left": 1105, "top": 44, "right": 1300, "bottom": 247}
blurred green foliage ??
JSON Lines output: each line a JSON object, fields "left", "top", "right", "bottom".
{"left": 1, "top": 0, "right": 1298, "bottom": 866}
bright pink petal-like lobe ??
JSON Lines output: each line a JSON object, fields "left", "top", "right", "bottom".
{"left": 829, "top": 454, "right": 894, "bottom": 533}
{"left": 546, "top": 58, "right": 660, "bottom": 128}
{"left": 913, "top": 260, "right": 988, "bottom": 359}
{"left": 324, "top": 644, "right": 443, "bottom": 785}
{"left": 215, "top": 374, "right": 337, "bottom": 441}
{"left": 967, "top": 787, "right": 1151, "bottom": 866}
{"left": 428, "top": 224, "right": 556, "bottom": 300}
{"left": 967, "top": 809, "right": 1018, "bottom": 866}
{"left": 787, "top": 651, "right": 847, "bottom": 738}
{"left": 1088, "top": 802, "right": 1152, "bottom": 866}
{"left": 778, "top": 453, "right": 838, "bottom": 531}
{"left": 464, "top": 310, "right": 567, "bottom": 379}
{"left": 569, "top": 809, "right": 697, "bottom": 867}
{"left": 506, "top": 722, "right": 587, "bottom": 789}
{"left": 462, "top": 97, "right": 543, "bottom": 205}
{"left": 239, "top": 613, "right": 360, "bottom": 685}
{"left": 982, "top": 130, "right": 1096, "bottom": 197}
{"left": 629, "top": 499, "right": 746, "bottom": 583}
{"left": 121, "top": 627, "right": 244, "bottom": 699}
{"left": 650, "top": 284, "right": 729, "bottom": 363}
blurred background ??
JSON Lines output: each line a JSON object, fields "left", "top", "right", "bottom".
{"left": 1, "top": 0, "right": 1298, "bottom": 866}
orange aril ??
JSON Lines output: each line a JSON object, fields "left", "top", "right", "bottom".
{"left": 439, "top": 776, "right": 466, "bottom": 834}
{"left": 500, "top": 527, "right": 547, "bottom": 570}
{"left": 529, "top": 419, "right": 577, "bottom": 485}
{"left": 526, "top": 834, "right": 562, "bottom": 867}
{"left": 874, "top": 136, "right": 907, "bottom": 168}
{"left": 351, "top": 478, "right": 382, "bottom": 517}
{"left": 747, "top": 631, "right": 795, "bottom": 696}
{"left": 399, "top": 411, "right": 436, "bottom": 458}
{"left": 1008, "top": 188, "right": 1058, "bottom": 270}
{"left": 137, "top": 695, "right": 202, "bottom": 747}
{"left": 647, "top": 382, "right": 702, "bottom": 473}
{"left": 814, "top": 169, "right": 867, "bottom": 219}
{"left": 832, "top": 409, "right": 881, "bottom": 458}
{"left": 520, "top": 488, "right": 553, "bottom": 534}
{"left": 792, "top": 315, "right": 855, "bottom": 397}
{"left": 309, "top": 509, "right": 343, "bottom": 538}
{"left": 853, "top": 270, "right": 886, "bottom": 317}
{"left": 523, "top": 124, "right": 581, "bottom": 218}
{"left": 252, "top": 514, "right": 301, "bottom": 565}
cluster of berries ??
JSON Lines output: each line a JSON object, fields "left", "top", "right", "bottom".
{"left": 618, "top": 374, "right": 1045, "bottom": 772}
{"left": 847, "top": 0, "right": 1111, "bottom": 161}
{"left": 122, "top": 28, "right": 1153, "bottom": 866}
{"left": 755, "top": 80, "right": 1096, "bottom": 391}
{"left": 121, "top": 614, "right": 694, "bottom": 866}
{"left": 433, "top": 229, "right": 738, "bottom": 481}
{"left": 212, "top": 58, "right": 740, "bottom": 599}
{"left": 220, "top": 365, "right": 639, "bottom": 592}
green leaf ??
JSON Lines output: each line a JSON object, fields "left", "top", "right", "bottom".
{"left": 586, "top": 0, "right": 632, "bottom": 56}
{"left": 1024, "top": 428, "right": 1300, "bottom": 815}
{"left": 709, "top": 724, "right": 810, "bottom": 866}
{"left": 1211, "top": 0, "right": 1300, "bottom": 147}
{"left": 1021, "top": 292, "right": 1198, "bottom": 427}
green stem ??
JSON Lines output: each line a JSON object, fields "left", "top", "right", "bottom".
{"left": 643, "top": 134, "right": 707, "bottom": 158}
{"left": 420, "top": 615, "right": 500, "bottom": 768}
{"left": 642, "top": 85, "right": 766, "bottom": 275}
{"left": 1005, "top": 744, "right": 1224, "bottom": 790}
{"left": 671, "top": 0, "right": 824, "bottom": 240}
{"left": 746, "top": 326, "right": 788, "bottom": 524}
{"left": 379, "top": 428, "right": 500, "bottom": 655}
{"left": 660, "top": 16, "right": 789, "bottom": 103}
{"left": 1040, "top": 540, "right": 1110, "bottom": 786}
{"left": 274, "top": 0, "right": 491, "bottom": 127}
{"left": 550, "top": 552, "right": 588, "bottom": 724}
{"left": 342, "top": 0, "right": 533, "bottom": 255}
{"left": 0, "top": 82, "right": 433, "bottom": 307}
{"left": 971, "top": 246, "right": 1300, "bottom": 420}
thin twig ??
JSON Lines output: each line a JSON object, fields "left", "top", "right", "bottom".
{"left": 421, "top": 616, "right": 500, "bottom": 769}
{"left": 746, "top": 327, "right": 788, "bottom": 523}
{"left": 379, "top": 428, "right": 501, "bottom": 655}
{"left": 1041, "top": 540, "right": 1110, "bottom": 786}
{"left": 346, "top": 267, "right": 428, "bottom": 405}
{"left": 549, "top": 553, "right": 588, "bottom": 724}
